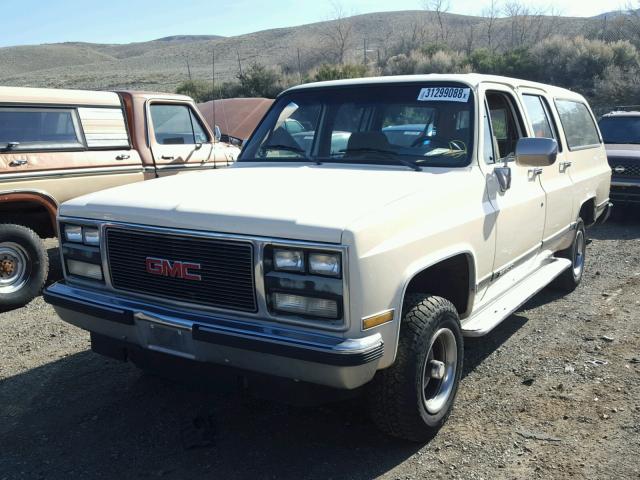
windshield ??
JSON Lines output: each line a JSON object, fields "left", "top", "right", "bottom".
{"left": 240, "top": 83, "right": 475, "bottom": 168}
{"left": 598, "top": 116, "right": 640, "bottom": 144}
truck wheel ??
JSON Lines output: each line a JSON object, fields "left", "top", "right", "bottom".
{"left": 552, "top": 218, "right": 586, "bottom": 293}
{"left": 0, "top": 224, "right": 49, "bottom": 310}
{"left": 367, "top": 294, "right": 463, "bottom": 442}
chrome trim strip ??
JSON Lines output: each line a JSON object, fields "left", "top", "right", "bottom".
{"left": 47, "top": 281, "right": 376, "bottom": 355}
{"left": 59, "top": 216, "right": 350, "bottom": 333}
{"left": 541, "top": 222, "right": 576, "bottom": 249}
{"left": 0, "top": 165, "right": 144, "bottom": 183}
{"left": 611, "top": 179, "right": 640, "bottom": 187}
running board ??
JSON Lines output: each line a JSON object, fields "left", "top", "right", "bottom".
{"left": 461, "top": 258, "right": 572, "bottom": 337}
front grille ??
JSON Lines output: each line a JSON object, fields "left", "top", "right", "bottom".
{"left": 106, "top": 228, "right": 256, "bottom": 313}
{"left": 608, "top": 157, "right": 640, "bottom": 178}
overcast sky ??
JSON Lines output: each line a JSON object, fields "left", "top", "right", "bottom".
{"left": 0, "top": 0, "right": 628, "bottom": 48}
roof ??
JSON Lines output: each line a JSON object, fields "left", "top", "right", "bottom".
{"left": 285, "top": 74, "right": 583, "bottom": 100}
{"left": 117, "top": 90, "right": 194, "bottom": 102}
{"left": 198, "top": 97, "right": 273, "bottom": 140}
{"left": 0, "top": 85, "right": 121, "bottom": 106}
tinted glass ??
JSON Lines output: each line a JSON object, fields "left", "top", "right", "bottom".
{"left": 0, "top": 108, "right": 81, "bottom": 149}
{"left": 487, "top": 92, "right": 522, "bottom": 160}
{"left": 555, "top": 100, "right": 600, "bottom": 149}
{"left": 151, "top": 104, "right": 201, "bottom": 145}
{"left": 241, "top": 84, "right": 475, "bottom": 168}
{"left": 483, "top": 105, "right": 496, "bottom": 164}
{"left": 190, "top": 110, "right": 209, "bottom": 143}
{"left": 598, "top": 116, "right": 640, "bottom": 144}
{"left": 523, "top": 95, "right": 555, "bottom": 139}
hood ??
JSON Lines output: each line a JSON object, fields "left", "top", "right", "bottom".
{"left": 60, "top": 164, "right": 430, "bottom": 244}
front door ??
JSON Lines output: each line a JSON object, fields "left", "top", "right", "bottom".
{"left": 519, "top": 89, "right": 574, "bottom": 245}
{"left": 479, "top": 85, "right": 547, "bottom": 297}
{"left": 148, "top": 102, "right": 214, "bottom": 177}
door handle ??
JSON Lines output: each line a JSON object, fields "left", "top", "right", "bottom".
{"left": 116, "top": 154, "right": 130, "bottom": 160}
{"left": 161, "top": 155, "right": 175, "bottom": 160}
{"left": 560, "top": 161, "right": 572, "bottom": 169}
{"left": 9, "top": 159, "right": 28, "bottom": 167}
{"left": 529, "top": 167, "right": 543, "bottom": 176}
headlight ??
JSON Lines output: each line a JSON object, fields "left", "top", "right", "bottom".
{"left": 272, "top": 292, "right": 338, "bottom": 319}
{"left": 82, "top": 227, "right": 100, "bottom": 246}
{"left": 66, "top": 259, "right": 103, "bottom": 280}
{"left": 64, "top": 225, "right": 83, "bottom": 243}
{"left": 273, "top": 248, "right": 304, "bottom": 272}
{"left": 308, "top": 252, "right": 341, "bottom": 277}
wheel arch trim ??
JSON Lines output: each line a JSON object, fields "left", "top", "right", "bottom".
{"left": 0, "top": 189, "right": 59, "bottom": 232}
{"left": 388, "top": 247, "right": 477, "bottom": 364}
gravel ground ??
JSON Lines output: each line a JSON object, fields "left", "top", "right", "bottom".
{"left": 1, "top": 216, "right": 639, "bottom": 480}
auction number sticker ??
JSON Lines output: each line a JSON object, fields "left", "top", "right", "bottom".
{"left": 417, "top": 87, "right": 471, "bottom": 102}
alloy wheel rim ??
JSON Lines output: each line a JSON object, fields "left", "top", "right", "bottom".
{"left": 0, "top": 242, "right": 30, "bottom": 294}
{"left": 421, "top": 327, "right": 458, "bottom": 415}
{"left": 573, "top": 230, "right": 585, "bottom": 279}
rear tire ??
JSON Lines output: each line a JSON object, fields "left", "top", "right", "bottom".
{"left": 367, "top": 294, "right": 463, "bottom": 442}
{"left": 0, "top": 224, "right": 49, "bottom": 310}
{"left": 552, "top": 218, "right": 586, "bottom": 293}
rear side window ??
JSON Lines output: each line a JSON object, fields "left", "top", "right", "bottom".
{"left": 150, "top": 104, "right": 209, "bottom": 145}
{"left": 555, "top": 100, "right": 601, "bottom": 150}
{"left": 0, "top": 107, "right": 83, "bottom": 150}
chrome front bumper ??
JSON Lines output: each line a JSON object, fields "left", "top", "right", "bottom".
{"left": 44, "top": 282, "right": 383, "bottom": 389}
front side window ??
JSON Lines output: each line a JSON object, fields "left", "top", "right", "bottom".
{"left": 522, "top": 94, "right": 556, "bottom": 140}
{"left": 0, "top": 108, "right": 82, "bottom": 150}
{"left": 555, "top": 100, "right": 601, "bottom": 150}
{"left": 598, "top": 116, "right": 640, "bottom": 145}
{"left": 486, "top": 91, "right": 524, "bottom": 161}
{"left": 240, "top": 84, "right": 475, "bottom": 168}
{"left": 150, "top": 104, "right": 209, "bottom": 145}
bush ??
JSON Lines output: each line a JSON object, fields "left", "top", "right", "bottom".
{"left": 311, "top": 63, "right": 369, "bottom": 82}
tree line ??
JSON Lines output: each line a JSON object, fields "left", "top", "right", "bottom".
{"left": 177, "top": 2, "right": 640, "bottom": 111}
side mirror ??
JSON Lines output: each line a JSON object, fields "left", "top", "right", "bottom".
{"left": 214, "top": 125, "right": 222, "bottom": 143}
{"left": 495, "top": 166, "right": 512, "bottom": 192}
{"left": 515, "top": 137, "right": 558, "bottom": 167}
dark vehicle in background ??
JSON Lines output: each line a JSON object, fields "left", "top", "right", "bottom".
{"left": 599, "top": 111, "right": 640, "bottom": 205}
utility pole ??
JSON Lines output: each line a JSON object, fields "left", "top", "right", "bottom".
{"left": 297, "top": 48, "right": 302, "bottom": 84}
{"left": 185, "top": 55, "right": 192, "bottom": 81}
{"left": 236, "top": 49, "right": 243, "bottom": 76}
{"left": 363, "top": 38, "right": 367, "bottom": 65}
{"left": 212, "top": 49, "right": 217, "bottom": 144}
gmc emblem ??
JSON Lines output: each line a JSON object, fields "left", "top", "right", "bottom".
{"left": 145, "top": 257, "right": 202, "bottom": 281}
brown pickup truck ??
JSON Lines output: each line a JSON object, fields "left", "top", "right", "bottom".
{"left": 0, "top": 86, "right": 240, "bottom": 309}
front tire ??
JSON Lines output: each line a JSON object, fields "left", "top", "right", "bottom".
{"left": 552, "top": 218, "right": 586, "bottom": 293}
{"left": 0, "top": 224, "right": 49, "bottom": 310}
{"left": 367, "top": 294, "right": 464, "bottom": 442}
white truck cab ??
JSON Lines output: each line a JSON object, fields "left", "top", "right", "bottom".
{"left": 45, "top": 74, "right": 611, "bottom": 441}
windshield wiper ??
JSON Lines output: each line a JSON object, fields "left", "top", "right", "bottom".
{"left": 344, "top": 148, "right": 422, "bottom": 171}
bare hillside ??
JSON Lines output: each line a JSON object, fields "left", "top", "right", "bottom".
{"left": 0, "top": 10, "right": 610, "bottom": 91}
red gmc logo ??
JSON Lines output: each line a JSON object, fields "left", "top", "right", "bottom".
{"left": 145, "top": 257, "right": 202, "bottom": 281}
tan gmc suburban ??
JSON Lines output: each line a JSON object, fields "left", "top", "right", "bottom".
{"left": 0, "top": 86, "right": 239, "bottom": 309}
{"left": 44, "top": 74, "right": 611, "bottom": 441}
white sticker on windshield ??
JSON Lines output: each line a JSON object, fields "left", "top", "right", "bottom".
{"left": 418, "top": 87, "right": 470, "bottom": 102}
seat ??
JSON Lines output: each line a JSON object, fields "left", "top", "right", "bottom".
{"left": 345, "top": 131, "right": 393, "bottom": 157}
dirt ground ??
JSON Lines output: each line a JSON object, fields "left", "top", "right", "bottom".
{"left": 1, "top": 214, "right": 639, "bottom": 480}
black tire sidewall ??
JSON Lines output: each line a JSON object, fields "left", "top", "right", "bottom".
{"left": 570, "top": 220, "right": 586, "bottom": 284}
{"left": 0, "top": 225, "right": 48, "bottom": 308}
{"left": 412, "top": 311, "right": 464, "bottom": 428}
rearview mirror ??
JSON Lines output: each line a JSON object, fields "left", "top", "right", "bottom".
{"left": 515, "top": 137, "right": 558, "bottom": 167}
{"left": 214, "top": 125, "right": 222, "bottom": 143}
